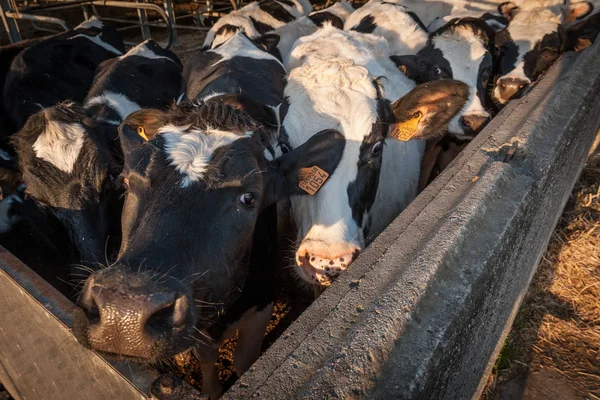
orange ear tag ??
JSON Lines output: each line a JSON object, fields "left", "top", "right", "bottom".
{"left": 137, "top": 126, "right": 149, "bottom": 141}
{"left": 298, "top": 165, "right": 329, "bottom": 195}
{"left": 392, "top": 111, "right": 422, "bottom": 141}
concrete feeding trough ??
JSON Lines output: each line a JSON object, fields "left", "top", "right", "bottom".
{"left": 1, "top": 39, "right": 599, "bottom": 400}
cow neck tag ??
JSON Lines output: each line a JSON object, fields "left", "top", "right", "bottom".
{"left": 391, "top": 111, "right": 422, "bottom": 141}
{"left": 298, "top": 166, "right": 329, "bottom": 195}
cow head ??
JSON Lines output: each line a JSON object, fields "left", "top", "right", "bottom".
{"left": 6, "top": 102, "right": 120, "bottom": 265}
{"left": 73, "top": 101, "right": 344, "bottom": 362}
{"left": 284, "top": 57, "right": 469, "bottom": 286}
{"left": 492, "top": 8, "right": 562, "bottom": 105}
{"left": 392, "top": 18, "right": 496, "bottom": 138}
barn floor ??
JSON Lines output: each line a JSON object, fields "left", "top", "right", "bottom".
{"left": 482, "top": 140, "right": 600, "bottom": 399}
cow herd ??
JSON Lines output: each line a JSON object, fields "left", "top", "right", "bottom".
{"left": 0, "top": 0, "right": 598, "bottom": 397}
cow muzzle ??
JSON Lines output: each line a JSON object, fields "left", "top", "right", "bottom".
{"left": 76, "top": 267, "right": 195, "bottom": 361}
{"left": 295, "top": 239, "right": 361, "bottom": 286}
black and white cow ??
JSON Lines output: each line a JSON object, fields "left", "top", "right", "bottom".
{"left": 492, "top": 5, "right": 563, "bottom": 104}
{"left": 254, "top": 1, "right": 355, "bottom": 64}
{"left": 184, "top": 32, "right": 286, "bottom": 126}
{"left": 391, "top": 18, "right": 496, "bottom": 138}
{"left": 0, "top": 102, "right": 121, "bottom": 266}
{"left": 202, "top": 0, "right": 312, "bottom": 50}
{"left": 344, "top": 0, "right": 429, "bottom": 55}
{"left": 73, "top": 102, "right": 345, "bottom": 399}
{"left": 284, "top": 26, "right": 469, "bottom": 287}
{"left": 85, "top": 39, "right": 183, "bottom": 134}
{"left": 428, "top": 10, "right": 509, "bottom": 32}
{"left": 2, "top": 18, "right": 124, "bottom": 132}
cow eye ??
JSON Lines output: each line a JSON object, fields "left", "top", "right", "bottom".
{"left": 371, "top": 141, "right": 383, "bottom": 157}
{"left": 434, "top": 66, "right": 442, "bottom": 76}
{"left": 239, "top": 192, "right": 256, "bottom": 207}
{"left": 279, "top": 142, "right": 291, "bottom": 154}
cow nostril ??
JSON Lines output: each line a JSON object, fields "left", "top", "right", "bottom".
{"left": 500, "top": 82, "right": 506, "bottom": 88}
{"left": 146, "top": 300, "right": 176, "bottom": 334}
{"left": 86, "top": 300, "right": 100, "bottom": 324}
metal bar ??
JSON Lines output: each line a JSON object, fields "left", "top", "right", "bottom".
{"left": 162, "top": 0, "right": 176, "bottom": 46}
{"left": 30, "top": 19, "right": 63, "bottom": 33}
{"left": 100, "top": 15, "right": 209, "bottom": 32}
{"left": 0, "top": 0, "right": 22, "bottom": 43}
{"left": 136, "top": 0, "right": 150, "bottom": 40}
{"left": 5, "top": 10, "right": 70, "bottom": 30}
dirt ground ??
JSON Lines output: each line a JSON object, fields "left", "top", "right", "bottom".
{"left": 482, "top": 145, "right": 600, "bottom": 399}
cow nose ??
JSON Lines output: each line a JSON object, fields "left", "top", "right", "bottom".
{"left": 77, "top": 271, "right": 192, "bottom": 359}
{"left": 497, "top": 77, "right": 529, "bottom": 101}
{"left": 295, "top": 240, "right": 361, "bottom": 286}
{"left": 460, "top": 114, "right": 491, "bottom": 134}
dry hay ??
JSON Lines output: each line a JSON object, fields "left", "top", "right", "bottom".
{"left": 483, "top": 146, "right": 600, "bottom": 399}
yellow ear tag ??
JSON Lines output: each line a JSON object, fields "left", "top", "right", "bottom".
{"left": 392, "top": 111, "right": 422, "bottom": 141}
{"left": 298, "top": 165, "right": 329, "bottom": 195}
{"left": 137, "top": 126, "right": 149, "bottom": 141}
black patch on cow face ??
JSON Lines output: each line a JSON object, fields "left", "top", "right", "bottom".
{"left": 346, "top": 85, "right": 390, "bottom": 230}
{"left": 250, "top": 16, "right": 277, "bottom": 35}
{"left": 477, "top": 52, "right": 494, "bottom": 109}
{"left": 309, "top": 11, "right": 344, "bottom": 29}
{"left": 259, "top": 0, "right": 296, "bottom": 24}
{"left": 480, "top": 12, "right": 509, "bottom": 31}
{"left": 396, "top": 46, "right": 453, "bottom": 84}
{"left": 494, "top": 29, "right": 519, "bottom": 76}
{"left": 350, "top": 15, "right": 377, "bottom": 33}
{"left": 523, "top": 31, "right": 561, "bottom": 81}
{"left": 216, "top": 23, "right": 241, "bottom": 38}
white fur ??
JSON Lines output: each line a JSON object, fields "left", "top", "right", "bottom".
{"left": 32, "top": 119, "right": 85, "bottom": 173}
{"left": 120, "top": 40, "right": 176, "bottom": 64}
{"left": 211, "top": 32, "right": 284, "bottom": 68}
{"left": 85, "top": 91, "right": 141, "bottom": 122}
{"left": 431, "top": 26, "right": 491, "bottom": 135}
{"left": 69, "top": 32, "right": 122, "bottom": 55}
{"left": 285, "top": 26, "right": 422, "bottom": 254}
{"left": 270, "top": 17, "right": 319, "bottom": 64}
{"left": 492, "top": 8, "right": 560, "bottom": 103}
{"left": 162, "top": 126, "right": 246, "bottom": 188}
{"left": 204, "top": 0, "right": 311, "bottom": 49}
{"left": 344, "top": 1, "right": 428, "bottom": 55}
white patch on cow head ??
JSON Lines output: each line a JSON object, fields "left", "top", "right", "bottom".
{"left": 85, "top": 91, "right": 141, "bottom": 122}
{"left": 75, "top": 17, "right": 104, "bottom": 30}
{"left": 32, "top": 117, "right": 85, "bottom": 174}
{"left": 211, "top": 32, "right": 285, "bottom": 68}
{"left": 121, "top": 40, "right": 177, "bottom": 64}
{"left": 161, "top": 126, "right": 247, "bottom": 187}
{"left": 432, "top": 26, "right": 491, "bottom": 134}
{"left": 69, "top": 32, "right": 123, "bottom": 55}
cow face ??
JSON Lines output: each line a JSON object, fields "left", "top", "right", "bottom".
{"left": 285, "top": 76, "right": 468, "bottom": 287}
{"left": 8, "top": 102, "right": 120, "bottom": 265}
{"left": 392, "top": 19, "right": 495, "bottom": 138}
{"left": 74, "top": 101, "right": 344, "bottom": 362}
{"left": 492, "top": 8, "right": 562, "bottom": 105}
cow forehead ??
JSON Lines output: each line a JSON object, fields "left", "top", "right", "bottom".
{"left": 32, "top": 119, "right": 86, "bottom": 174}
{"left": 432, "top": 30, "right": 488, "bottom": 82}
{"left": 161, "top": 126, "right": 254, "bottom": 188}
{"left": 505, "top": 11, "right": 560, "bottom": 53}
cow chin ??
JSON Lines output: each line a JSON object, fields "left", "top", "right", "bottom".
{"left": 295, "top": 239, "right": 361, "bottom": 286}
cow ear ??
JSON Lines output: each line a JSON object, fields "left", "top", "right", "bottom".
{"left": 119, "top": 109, "right": 167, "bottom": 168}
{"left": 498, "top": 1, "right": 520, "bottom": 20}
{"left": 267, "top": 129, "right": 345, "bottom": 201}
{"left": 390, "top": 80, "right": 469, "bottom": 141}
{"left": 254, "top": 34, "right": 280, "bottom": 54}
{"left": 562, "top": 1, "right": 593, "bottom": 23}
{"left": 560, "top": 12, "right": 600, "bottom": 51}
{"left": 389, "top": 55, "right": 422, "bottom": 82}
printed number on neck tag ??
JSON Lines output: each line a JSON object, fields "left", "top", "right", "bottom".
{"left": 392, "top": 111, "right": 422, "bottom": 141}
{"left": 298, "top": 166, "right": 329, "bottom": 195}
